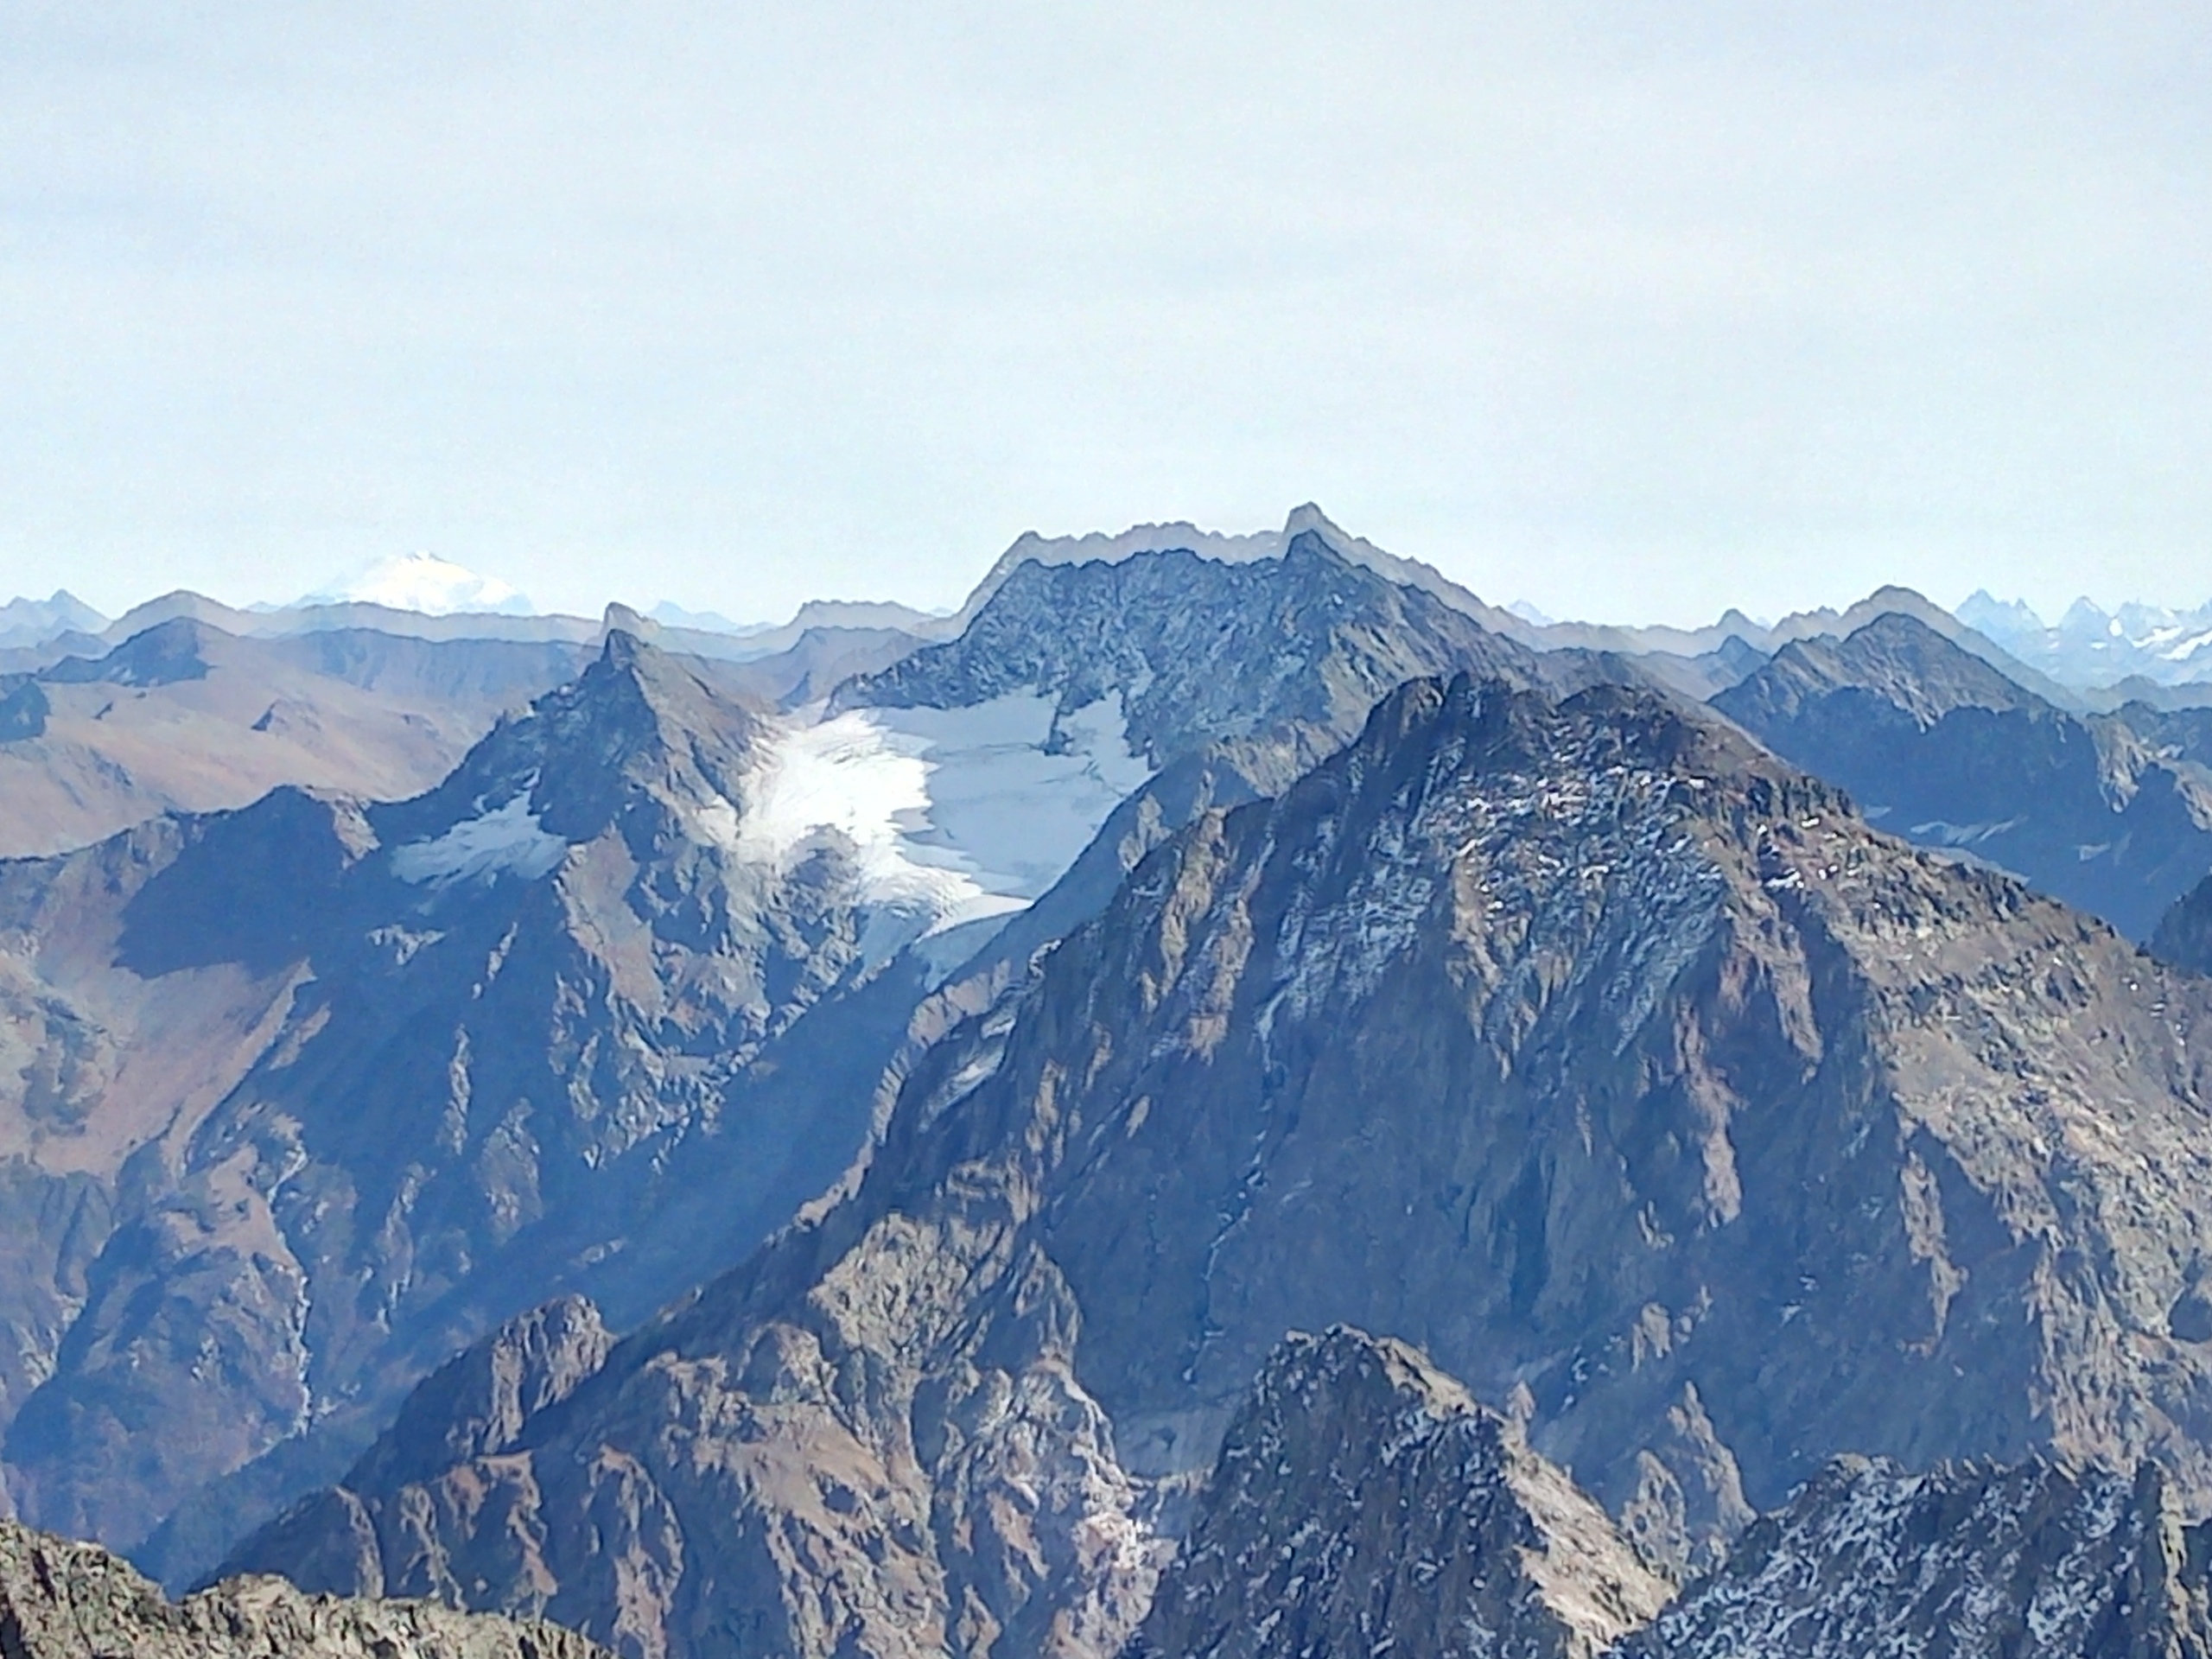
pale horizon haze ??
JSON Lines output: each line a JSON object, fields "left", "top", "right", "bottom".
{"left": 3, "top": 3, "right": 2209, "bottom": 627}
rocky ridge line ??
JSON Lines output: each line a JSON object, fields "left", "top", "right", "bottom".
{"left": 1135, "top": 1325, "right": 2212, "bottom": 1659}
{"left": 0, "top": 1515, "right": 609, "bottom": 1658}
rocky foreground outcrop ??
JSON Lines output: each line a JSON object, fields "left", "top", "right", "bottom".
{"left": 0, "top": 1516, "right": 607, "bottom": 1658}
{"left": 1623, "top": 1452, "right": 2212, "bottom": 1659}
{"left": 1125, "top": 1327, "right": 1672, "bottom": 1659}
{"left": 1135, "top": 1326, "right": 2212, "bottom": 1659}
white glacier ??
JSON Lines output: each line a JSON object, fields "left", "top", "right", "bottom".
{"left": 735, "top": 692, "right": 1155, "bottom": 956}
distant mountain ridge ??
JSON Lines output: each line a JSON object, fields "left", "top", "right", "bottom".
{"left": 0, "top": 587, "right": 936, "bottom": 678}
{"left": 22, "top": 501, "right": 2212, "bottom": 709}
{"left": 836, "top": 529, "right": 1564, "bottom": 764}
{"left": 0, "top": 617, "right": 592, "bottom": 858}
{"left": 1713, "top": 610, "right": 2212, "bottom": 939}
{"left": 0, "top": 592, "right": 106, "bottom": 651}
{"left": 1962, "top": 589, "right": 2212, "bottom": 690}
{"left": 945, "top": 506, "right": 2067, "bottom": 703}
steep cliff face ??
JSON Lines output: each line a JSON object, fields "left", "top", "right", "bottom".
{"left": 1713, "top": 611, "right": 2212, "bottom": 938}
{"left": 239, "top": 672, "right": 2212, "bottom": 1658}
{"left": 1623, "top": 1454, "right": 2212, "bottom": 1658}
{"left": 1125, "top": 1327, "right": 1672, "bottom": 1659}
{"left": 0, "top": 1516, "right": 609, "bottom": 1658}
{"left": 2156, "top": 873, "right": 2212, "bottom": 977}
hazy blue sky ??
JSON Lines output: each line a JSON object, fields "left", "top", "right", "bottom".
{"left": 3, "top": 3, "right": 2208, "bottom": 625}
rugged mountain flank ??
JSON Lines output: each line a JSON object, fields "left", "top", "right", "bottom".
{"left": 1622, "top": 1454, "right": 2212, "bottom": 1657}
{"left": 1125, "top": 1327, "right": 1672, "bottom": 1659}
{"left": 238, "top": 671, "right": 2212, "bottom": 1657}
{"left": 2158, "top": 874, "right": 2212, "bottom": 977}
{"left": 1713, "top": 610, "right": 2212, "bottom": 938}
{"left": 0, "top": 636, "right": 938, "bottom": 1573}
{"left": 0, "top": 1517, "right": 608, "bottom": 1658}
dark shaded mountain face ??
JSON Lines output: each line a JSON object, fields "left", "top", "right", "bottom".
{"left": 0, "top": 618, "right": 589, "bottom": 858}
{"left": 1125, "top": 1326, "right": 1672, "bottom": 1659}
{"left": 0, "top": 1514, "right": 609, "bottom": 1658}
{"left": 1713, "top": 611, "right": 2212, "bottom": 939}
{"left": 238, "top": 673, "right": 2212, "bottom": 1658}
{"left": 2158, "top": 874, "right": 2212, "bottom": 977}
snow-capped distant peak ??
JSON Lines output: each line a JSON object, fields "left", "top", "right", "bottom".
{"left": 302, "top": 551, "right": 533, "bottom": 616}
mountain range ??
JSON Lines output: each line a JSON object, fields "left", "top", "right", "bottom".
{"left": 1961, "top": 589, "right": 2212, "bottom": 691}
{"left": 223, "top": 668, "right": 2212, "bottom": 1656}
{"left": 4, "top": 512, "right": 2212, "bottom": 1657}
{"left": 1713, "top": 611, "right": 2212, "bottom": 940}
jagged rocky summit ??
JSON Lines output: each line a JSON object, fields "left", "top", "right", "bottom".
{"left": 0, "top": 1515, "right": 607, "bottom": 1658}
{"left": 1622, "top": 1452, "right": 2212, "bottom": 1658}
{"left": 1125, "top": 1326, "right": 1672, "bottom": 1659}
{"left": 1135, "top": 1325, "right": 2212, "bottom": 1659}
{"left": 235, "top": 669, "right": 2212, "bottom": 1658}
{"left": 834, "top": 528, "right": 1554, "bottom": 765}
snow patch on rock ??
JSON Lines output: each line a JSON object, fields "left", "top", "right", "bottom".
{"left": 391, "top": 793, "right": 568, "bottom": 886}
